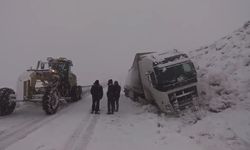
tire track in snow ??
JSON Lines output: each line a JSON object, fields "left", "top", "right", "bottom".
{"left": 63, "top": 114, "right": 100, "bottom": 150}
{"left": 74, "top": 115, "right": 100, "bottom": 150}
{"left": 64, "top": 88, "right": 106, "bottom": 150}
{"left": 0, "top": 117, "right": 56, "bottom": 150}
{"left": 0, "top": 119, "right": 43, "bottom": 141}
{"left": 0, "top": 117, "right": 42, "bottom": 140}
{"left": 75, "top": 115, "right": 100, "bottom": 150}
{"left": 0, "top": 108, "right": 68, "bottom": 150}
{"left": 63, "top": 112, "right": 92, "bottom": 150}
{"left": 0, "top": 97, "right": 88, "bottom": 150}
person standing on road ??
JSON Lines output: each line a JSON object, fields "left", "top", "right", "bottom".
{"left": 113, "top": 81, "right": 121, "bottom": 112}
{"left": 107, "top": 79, "right": 115, "bottom": 114}
{"left": 90, "top": 80, "right": 103, "bottom": 114}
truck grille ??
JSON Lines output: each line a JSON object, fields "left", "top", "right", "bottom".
{"left": 168, "top": 86, "right": 197, "bottom": 111}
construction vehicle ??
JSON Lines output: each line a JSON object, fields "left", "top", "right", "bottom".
{"left": 0, "top": 57, "right": 82, "bottom": 115}
{"left": 124, "top": 50, "right": 199, "bottom": 113}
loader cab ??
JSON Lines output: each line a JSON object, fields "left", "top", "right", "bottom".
{"left": 36, "top": 61, "right": 49, "bottom": 70}
{"left": 48, "top": 58, "right": 73, "bottom": 80}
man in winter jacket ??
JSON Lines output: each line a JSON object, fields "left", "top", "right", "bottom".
{"left": 113, "top": 81, "right": 121, "bottom": 112}
{"left": 107, "top": 79, "right": 115, "bottom": 114}
{"left": 90, "top": 80, "right": 103, "bottom": 114}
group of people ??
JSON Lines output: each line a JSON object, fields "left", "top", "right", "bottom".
{"left": 90, "top": 79, "right": 121, "bottom": 114}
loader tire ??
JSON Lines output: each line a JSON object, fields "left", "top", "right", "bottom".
{"left": 42, "top": 88, "right": 60, "bottom": 115}
{"left": 0, "top": 88, "right": 16, "bottom": 116}
{"left": 70, "top": 86, "right": 79, "bottom": 102}
{"left": 69, "top": 86, "right": 82, "bottom": 102}
{"left": 77, "top": 86, "right": 82, "bottom": 100}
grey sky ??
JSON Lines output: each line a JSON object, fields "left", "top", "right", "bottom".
{"left": 0, "top": 0, "right": 250, "bottom": 88}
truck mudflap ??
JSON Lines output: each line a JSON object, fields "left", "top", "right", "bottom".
{"left": 168, "top": 86, "right": 198, "bottom": 111}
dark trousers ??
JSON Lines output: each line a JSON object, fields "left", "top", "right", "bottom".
{"left": 92, "top": 98, "right": 100, "bottom": 113}
{"left": 107, "top": 98, "right": 115, "bottom": 113}
{"left": 114, "top": 97, "right": 119, "bottom": 111}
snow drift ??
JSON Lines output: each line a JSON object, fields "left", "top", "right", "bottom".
{"left": 190, "top": 21, "right": 250, "bottom": 113}
{"left": 179, "top": 21, "right": 250, "bottom": 150}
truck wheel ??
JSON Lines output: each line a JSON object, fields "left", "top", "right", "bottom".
{"left": 132, "top": 92, "right": 139, "bottom": 101}
{"left": 0, "top": 88, "right": 16, "bottom": 116}
{"left": 124, "top": 89, "right": 129, "bottom": 97}
{"left": 42, "top": 89, "right": 60, "bottom": 115}
{"left": 70, "top": 86, "right": 78, "bottom": 102}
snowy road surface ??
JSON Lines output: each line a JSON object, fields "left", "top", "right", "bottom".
{"left": 0, "top": 92, "right": 249, "bottom": 150}
{"left": 0, "top": 93, "right": 202, "bottom": 150}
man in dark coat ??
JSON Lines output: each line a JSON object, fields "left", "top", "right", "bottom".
{"left": 113, "top": 81, "right": 121, "bottom": 112}
{"left": 107, "top": 79, "right": 115, "bottom": 114}
{"left": 90, "top": 80, "right": 103, "bottom": 114}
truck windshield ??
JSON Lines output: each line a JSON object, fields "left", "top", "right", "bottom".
{"left": 154, "top": 61, "right": 196, "bottom": 91}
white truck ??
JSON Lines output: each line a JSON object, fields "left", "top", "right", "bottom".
{"left": 124, "top": 50, "right": 198, "bottom": 113}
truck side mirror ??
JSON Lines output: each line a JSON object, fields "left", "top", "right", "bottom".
{"left": 145, "top": 71, "right": 152, "bottom": 83}
{"left": 145, "top": 72, "right": 156, "bottom": 87}
{"left": 150, "top": 73, "right": 157, "bottom": 86}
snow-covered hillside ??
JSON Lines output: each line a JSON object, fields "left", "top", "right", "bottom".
{"left": 190, "top": 21, "right": 250, "bottom": 112}
{"left": 186, "top": 21, "right": 250, "bottom": 149}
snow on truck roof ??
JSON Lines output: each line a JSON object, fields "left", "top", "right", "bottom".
{"left": 130, "top": 52, "right": 154, "bottom": 70}
{"left": 152, "top": 53, "right": 190, "bottom": 68}
{"left": 149, "top": 49, "right": 184, "bottom": 60}
{"left": 131, "top": 50, "right": 190, "bottom": 69}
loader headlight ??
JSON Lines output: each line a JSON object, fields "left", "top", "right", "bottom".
{"left": 50, "top": 69, "right": 57, "bottom": 73}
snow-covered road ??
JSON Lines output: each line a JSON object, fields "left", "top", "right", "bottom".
{"left": 1, "top": 91, "right": 250, "bottom": 150}
{"left": 0, "top": 92, "right": 203, "bottom": 150}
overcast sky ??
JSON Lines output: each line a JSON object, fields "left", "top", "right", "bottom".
{"left": 0, "top": 0, "right": 250, "bottom": 88}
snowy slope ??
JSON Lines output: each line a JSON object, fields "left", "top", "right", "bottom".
{"left": 185, "top": 21, "right": 250, "bottom": 149}
{"left": 190, "top": 21, "right": 250, "bottom": 112}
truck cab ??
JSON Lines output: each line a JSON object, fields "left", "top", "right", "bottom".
{"left": 125, "top": 50, "right": 198, "bottom": 113}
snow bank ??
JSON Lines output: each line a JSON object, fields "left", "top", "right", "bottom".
{"left": 190, "top": 21, "right": 250, "bottom": 113}
{"left": 181, "top": 21, "right": 250, "bottom": 150}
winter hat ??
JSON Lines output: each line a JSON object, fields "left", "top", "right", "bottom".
{"left": 108, "top": 79, "right": 113, "bottom": 85}
{"left": 94, "top": 80, "right": 99, "bottom": 85}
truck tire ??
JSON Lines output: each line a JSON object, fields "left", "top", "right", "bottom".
{"left": 124, "top": 89, "right": 129, "bottom": 97}
{"left": 70, "top": 86, "right": 78, "bottom": 102}
{"left": 42, "top": 88, "right": 60, "bottom": 115}
{"left": 0, "top": 88, "right": 16, "bottom": 116}
{"left": 132, "top": 92, "right": 139, "bottom": 101}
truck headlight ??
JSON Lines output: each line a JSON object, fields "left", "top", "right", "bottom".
{"left": 191, "top": 94, "right": 197, "bottom": 100}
